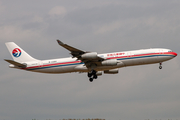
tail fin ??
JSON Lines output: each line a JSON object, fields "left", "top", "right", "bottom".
{"left": 5, "top": 42, "right": 38, "bottom": 62}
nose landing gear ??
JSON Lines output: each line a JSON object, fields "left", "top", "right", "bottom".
{"left": 88, "top": 70, "right": 98, "bottom": 82}
{"left": 159, "top": 62, "right": 162, "bottom": 69}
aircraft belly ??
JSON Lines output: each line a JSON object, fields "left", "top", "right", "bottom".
{"left": 95, "top": 66, "right": 119, "bottom": 71}
{"left": 74, "top": 65, "right": 119, "bottom": 72}
{"left": 27, "top": 65, "right": 76, "bottom": 74}
{"left": 133, "top": 56, "right": 158, "bottom": 65}
{"left": 30, "top": 67, "right": 62, "bottom": 73}
{"left": 122, "top": 56, "right": 159, "bottom": 66}
{"left": 57, "top": 65, "right": 76, "bottom": 73}
{"left": 157, "top": 55, "right": 173, "bottom": 62}
{"left": 74, "top": 64, "right": 88, "bottom": 72}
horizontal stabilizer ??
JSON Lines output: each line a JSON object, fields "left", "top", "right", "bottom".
{"left": 4, "top": 59, "right": 26, "bottom": 68}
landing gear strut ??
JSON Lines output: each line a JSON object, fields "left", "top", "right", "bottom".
{"left": 88, "top": 70, "right": 98, "bottom": 82}
{"left": 159, "top": 62, "right": 162, "bottom": 69}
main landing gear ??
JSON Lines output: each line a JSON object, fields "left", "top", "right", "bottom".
{"left": 159, "top": 62, "right": 162, "bottom": 69}
{"left": 88, "top": 70, "right": 98, "bottom": 82}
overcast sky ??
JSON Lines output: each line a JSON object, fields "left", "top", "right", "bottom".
{"left": 0, "top": 0, "right": 180, "bottom": 120}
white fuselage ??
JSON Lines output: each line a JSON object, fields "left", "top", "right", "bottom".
{"left": 17, "top": 48, "right": 177, "bottom": 74}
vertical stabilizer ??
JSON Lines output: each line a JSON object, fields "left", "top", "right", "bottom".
{"left": 5, "top": 42, "right": 38, "bottom": 62}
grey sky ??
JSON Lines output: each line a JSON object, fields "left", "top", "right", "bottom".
{"left": 0, "top": 0, "right": 180, "bottom": 120}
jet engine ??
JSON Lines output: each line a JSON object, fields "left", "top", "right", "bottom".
{"left": 104, "top": 68, "right": 118, "bottom": 74}
{"left": 81, "top": 52, "right": 98, "bottom": 59}
{"left": 101, "top": 59, "right": 117, "bottom": 66}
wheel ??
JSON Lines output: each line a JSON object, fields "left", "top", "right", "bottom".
{"left": 88, "top": 72, "right": 92, "bottom": 77}
{"left": 89, "top": 78, "right": 93, "bottom": 82}
{"left": 92, "top": 70, "right": 96, "bottom": 74}
{"left": 93, "top": 75, "right": 98, "bottom": 79}
{"left": 159, "top": 66, "right": 162, "bottom": 69}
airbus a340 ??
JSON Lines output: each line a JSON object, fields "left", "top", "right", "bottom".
{"left": 5, "top": 40, "right": 177, "bottom": 82}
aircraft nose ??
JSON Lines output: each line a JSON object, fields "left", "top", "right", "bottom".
{"left": 172, "top": 52, "right": 177, "bottom": 57}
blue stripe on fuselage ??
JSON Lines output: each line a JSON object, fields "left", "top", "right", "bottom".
{"left": 27, "top": 62, "right": 83, "bottom": 71}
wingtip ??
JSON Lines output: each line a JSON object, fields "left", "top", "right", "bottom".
{"left": 4, "top": 59, "right": 8, "bottom": 62}
{"left": 57, "top": 39, "right": 64, "bottom": 45}
{"left": 4, "top": 59, "right": 13, "bottom": 62}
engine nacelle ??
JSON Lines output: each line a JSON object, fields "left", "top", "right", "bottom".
{"left": 96, "top": 71, "right": 102, "bottom": 76}
{"left": 101, "top": 59, "right": 117, "bottom": 66}
{"left": 81, "top": 52, "right": 98, "bottom": 59}
{"left": 104, "top": 69, "right": 118, "bottom": 74}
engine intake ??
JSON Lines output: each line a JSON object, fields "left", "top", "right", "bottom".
{"left": 81, "top": 52, "right": 98, "bottom": 59}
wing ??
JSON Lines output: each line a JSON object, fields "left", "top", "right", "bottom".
{"left": 57, "top": 40, "right": 85, "bottom": 58}
{"left": 57, "top": 40, "right": 104, "bottom": 67}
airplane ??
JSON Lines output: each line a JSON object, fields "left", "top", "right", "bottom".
{"left": 5, "top": 40, "right": 177, "bottom": 82}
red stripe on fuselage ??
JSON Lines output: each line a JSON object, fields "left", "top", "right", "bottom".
{"left": 167, "top": 52, "right": 177, "bottom": 56}
{"left": 107, "top": 52, "right": 177, "bottom": 59}
{"left": 24, "top": 60, "right": 81, "bottom": 70}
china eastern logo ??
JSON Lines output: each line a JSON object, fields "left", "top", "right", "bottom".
{"left": 12, "top": 48, "right": 21, "bottom": 57}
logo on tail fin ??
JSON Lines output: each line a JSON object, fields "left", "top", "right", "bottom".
{"left": 12, "top": 48, "right": 21, "bottom": 57}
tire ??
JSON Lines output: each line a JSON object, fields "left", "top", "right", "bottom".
{"left": 93, "top": 75, "right": 97, "bottom": 79}
{"left": 92, "top": 70, "right": 96, "bottom": 74}
{"left": 159, "top": 66, "right": 162, "bottom": 69}
{"left": 88, "top": 72, "right": 92, "bottom": 77}
{"left": 89, "top": 78, "right": 93, "bottom": 82}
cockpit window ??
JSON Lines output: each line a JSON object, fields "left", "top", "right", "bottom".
{"left": 168, "top": 50, "right": 172, "bottom": 52}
